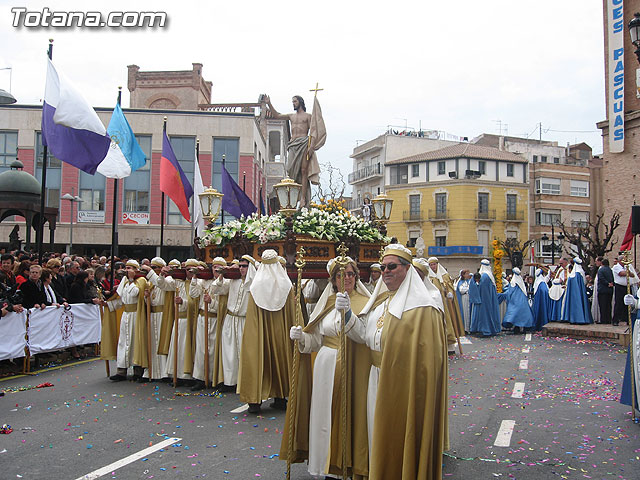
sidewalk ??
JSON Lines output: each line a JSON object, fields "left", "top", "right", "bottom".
{"left": 541, "top": 321, "right": 630, "bottom": 346}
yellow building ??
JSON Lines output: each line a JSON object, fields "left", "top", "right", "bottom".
{"left": 384, "top": 143, "right": 529, "bottom": 273}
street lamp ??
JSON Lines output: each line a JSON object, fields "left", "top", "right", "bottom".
{"left": 371, "top": 192, "right": 393, "bottom": 235}
{"left": 629, "top": 13, "right": 640, "bottom": 63}
{"left": 198, "top": 186, "right": 224, "bottom": 228}
{"left": 540, "top": 222, "right": 564, "bottom": 265}
{"left": 61, "top": 190, "right": 83, "bottom": 254}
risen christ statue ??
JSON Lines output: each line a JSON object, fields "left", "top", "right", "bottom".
{"left": 265, "top": 95, "right": 322, "bottom": 206}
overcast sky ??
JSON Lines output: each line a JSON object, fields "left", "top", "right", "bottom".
{"left": 0, "top": 0, "right": 605, "bottom": 194}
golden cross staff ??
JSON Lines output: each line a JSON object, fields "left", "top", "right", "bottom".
{"left": 335, "top": 242, "right": 350, "bottom": 479}
{"left": 287, "top": 247, "right": 306, "bottom": 479}
{"left": 621, "top": 250, "right": 638, "bottom": 422}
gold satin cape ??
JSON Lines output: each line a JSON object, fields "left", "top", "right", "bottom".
{"left": 211, "top": 293, "right": 229, "bottom": 386}
{"left": 431, "top": 276, "right": 460, "bottom": 345}
{"left": 238, "top": 289, "right": 296, "bottom": 404}
{"left": 280, "top": 290, "right": 371, "bottom": 479}
{"left": 100, "top": 291, "right": 122, "bottom": 360}
{"left": 181, "top": 279, "right": 200, "bottom": 375}
{"left": 131, "top": 276, "right": 150, "bottom": 369}
{"left": 157, "top": 288, "right": 176, "bottom": 355}
{"left": 370, "top": 305, "right": 448, "bottom": 480}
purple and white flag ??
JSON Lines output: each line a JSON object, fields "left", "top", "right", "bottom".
{"left": 42, "top": 58, "right": 111, "bottom": 175}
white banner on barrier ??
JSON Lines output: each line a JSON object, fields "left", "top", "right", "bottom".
{"left": 0, "top": 311, "right": 27, "bottom": 361}
{"left": 28, "top": 304, "right": 101, "bottom": 355}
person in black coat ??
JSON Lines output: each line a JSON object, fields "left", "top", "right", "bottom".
{"left": 46, "top": 258, "right": 67, "bottom": 301}
{"left": 18, "top": 264, "right": 47, "bottom": 309}
{"left": 67, "top": 271, "right": 101, "bottom": 305}
{"left": 597, "top": 258, "right": 615, "bottom": 324}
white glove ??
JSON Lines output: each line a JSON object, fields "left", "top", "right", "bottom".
{"left": 459, "top": 284, "right": 469, "bottom": 294}
{"left": 290, "top": 325, "right": 303, "bottom": 340}
{"left": 335, "top": 292, "right": 351, "bottom": 312}
{"left": 447, "top": 292, "right": 454, "bottom": 299}
{"left": 624, "top": 294, "right": 636, "bottom": 306}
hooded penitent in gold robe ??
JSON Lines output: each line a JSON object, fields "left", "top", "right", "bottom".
{"left": 238, "top": 289, "right": 296, "bottom": 404}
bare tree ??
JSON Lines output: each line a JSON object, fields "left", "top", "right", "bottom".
{"left": 557, "top": 211, "right": 621, "bottom": 275}
{"left": 313, "top": 161, "right": 346, "bottom": 203}
{"left": 500, "top": 237, "right": 535, "bottom": 269}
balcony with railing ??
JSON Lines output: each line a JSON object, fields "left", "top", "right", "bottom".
{"left": 428, "top": 209, "right": 450, "bottom": 221}
{"left": 571, "top": 220, "right": 589, "bottom": 229}
{"left": 502, "top": 210, "right": 525, "bottom": 222}
{"left": 403, "top": 210, "right": 425, "bottom": 222}
{"left": 475, "top": 209, "right": 496, "bottom": 221}
{"left": 348, "top": 163, "right": 383, "bottom": 184}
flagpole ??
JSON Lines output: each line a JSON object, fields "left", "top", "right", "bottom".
{"left": 37, "top": 39, "right": 54, "bottom": 264}
{"left": 190, "top": 139, "right": 199, "bottom": 259}
{"left": 221, "top": 154, "right": 225, "bottom": 225}
{"left": 242, "top": 171, "right": 246, "bottom": 192}
{"left": 109, "top": 87, "right": 122, "bottom": 292}
{"left": 160, "top": 117, "right": 168, "bottom": 259}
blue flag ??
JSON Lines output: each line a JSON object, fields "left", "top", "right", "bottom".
{"left": 222, "top": 165, "right": 257, "bottom": 218}
{"left": 97, "top": 103, "right": 146, "bottom": 178}
{"left": 259, "top": 189, "right": 266, "bottom": 215}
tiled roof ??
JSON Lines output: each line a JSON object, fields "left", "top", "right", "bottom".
{"left": 386, "top": 143, "right": 528, "bottom": 165}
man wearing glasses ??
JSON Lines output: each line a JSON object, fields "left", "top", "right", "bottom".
{"left": 211, "top": 255, "right": 256, "bottom": 391}
{"left": 336, "top": 244, "right": 448, "bottom": 479}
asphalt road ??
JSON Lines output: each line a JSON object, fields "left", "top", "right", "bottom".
{"left": 0, "top": 331, "right": 637, "bottom": 479}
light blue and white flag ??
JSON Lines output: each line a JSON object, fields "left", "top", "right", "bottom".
{"left": 97, "top": 102, "right": 146, "bottom": 178}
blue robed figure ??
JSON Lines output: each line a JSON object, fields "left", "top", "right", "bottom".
{"left": 621, "top": 293, "right": 640, "bottom": 413}
{"left": 562, "top": 258, "right": 592, "bottom": 325}
{"left": 532, "top": 268, "right": 551, "bottom": 331}
{"left": 469, "top": 259, "right": 501, "bottom": 336}
{"left": 502, "top": 267, "right": 534, "bottom": 330}
{"left": 548, "top": 278, "right": 564, "bottom": 322}
{"left": 456, "top": 272, "right": 472, "bottom": 333}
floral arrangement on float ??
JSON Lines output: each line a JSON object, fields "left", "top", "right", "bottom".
{"left": 197, "top": 206, "right": 388, "bottom": 249}
{"left": 492, "top": 239, "right": 505, "bottom": 293}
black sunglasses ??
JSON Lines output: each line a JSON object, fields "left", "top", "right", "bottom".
{"left": 380, "top": 263, "right": 401, "bottom": 272}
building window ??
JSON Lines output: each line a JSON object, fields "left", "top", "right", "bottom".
{"left": 478, "top": 192, "right": 489, "bottom": 215}
{"left": 478, "top": 161, "right": 486, "bottom": 175}
{"left": 535, "top": 210, "right": 561, "bottom": 226}
{"left": 437, "top": 161, "right": 446, "bottom": 175}
{"left": 409, "top": 194, "right": 420, "bottom": 219}
{"left": 571, "top": 210, "right": 589, "bottom": 228}
{"left": 435, "top": 193, "right": 447, "bottom": 216}
{"left": 167, "top": 136, "right": 196, "bottom": 225}
{"left": 541, "top": 156, "right": 548, "bottom": 163}
{"left": 553, "top": 157, "right": 560, "bottom": 164}
{"left": 506, "top": 163, "right": 514, "bottom": 177}
{"left": 0, "top": 131, "right": 18, "bottom": 173}
{"left": 570, "top": 180, "right": 589, "bottom": 197}
{"left": 533, "top": 155, "right": 538, "bottom": 163}
{"left": 506, "top": 194, "right": 517, "bottom": 217}
{"left": 478, "top": 230, "right": 489, "bottom": 256}
{"left": 35, "top": 132, "right": 61, "bottom": 210}
{"left": 535, "top": 177, "right": 560, "bottom": 195}
{"left": 408, "top": 231, "right": 419, "bottom": 248}
{"left": 213, "top": 137, "right": 240, "bottom": 218}
{"left": 123, "top": 135, "right": 151, "bottom": 212}
{"left": 411, "top": 164, "right": 420, "bottom": 178}
{"left": 79, "top": 171, "right": 105, "bottom": 211}
{"left": 390, "top": 165, "right": 408, "bottom": 185}
{"left": 435, "top": 232, "right": 447, "bottom": 247}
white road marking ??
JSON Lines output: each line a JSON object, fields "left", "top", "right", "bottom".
{"left": 494, "top": 420, "right": 516, "bottom": 447}
{"left": 460, "top": 336, "right": 472, "bottom": 344}
{"left": 231, "top": 404, "right": 249, "bottom": 413}
{"left": 522, "top": 346, "right": 530, "bottom": 354}
{"left": 524, "top": 333, "right": 532, "bottom": 342}
{"left": 519, "top": 359, "right": 528, "bottom": 370}
{"left": 75, "top": 437, "right": 181, "bottom": 480}
{"left": 512, "top": 382, "right": 525, "bottom": 398}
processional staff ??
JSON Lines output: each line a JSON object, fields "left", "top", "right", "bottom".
{"left": 622, "top": 251, "right": 638, "bottom": 423}
{"left": 286, "top": 247, "right": 306, "bottom": 479}
{"left": 335, "top": 242, "right": 350, "bottom": 479}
